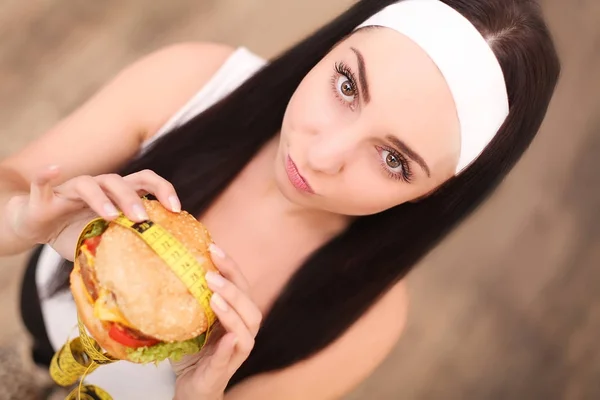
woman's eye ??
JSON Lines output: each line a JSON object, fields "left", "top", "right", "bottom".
{"left": 336, "top": 76, "right": 356, "bottom": 102}
{"left": 382, "top": 149, "right": 403, "bottom": 171}
{"left": 376, "top": 145, "right": 413, "bottom": 183}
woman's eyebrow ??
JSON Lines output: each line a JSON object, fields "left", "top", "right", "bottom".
{"left": 387, "top": 135, "right": 431, "bottom": 177}
{"left": 350, "top": 47, "right": 371, "bottom": 103}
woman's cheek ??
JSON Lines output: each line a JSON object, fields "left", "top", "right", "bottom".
{"left": 294, "top": 89, "right": 339, "bottom": 132}
{"left": 340, "top": 168, "right": 407, "bottom": 214}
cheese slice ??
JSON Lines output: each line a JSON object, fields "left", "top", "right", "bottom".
{"left": 93, "top": 288, "right": 133, "bottom": 329}
{"left": 80, "top": 240, "right": 137, "bottom": 331}
{"left": 79, "top": 243, "right": 132, "bottom": 328}
{"left": 80, "top": 244, "right": 95, "bottom": 267}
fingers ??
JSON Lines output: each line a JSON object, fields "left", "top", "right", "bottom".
{"left": 30, "top": 165, "right": 60, "bottom": 207}
{"left": 205, "top": 244, "right": 261, "bottom": 367}
{"left": 208, "top": 244, "right": 251, "bottom": 295}
{"left": 14, "top": 167, "right": 181, "bottom": 247}
{"left": 169, "top": 352, "right": 203, "bottom": 378}
{"left": 123, "top": 169, "right": 181, "bottom": 213}
{"left": 95, "top": 170, "right": 180, "bottom": 221}
{"left": 209, "top": 293, "right": 256, "bottom": 373}
{"left": 206, "top": 271, "right": 262, "bottom": 371}
{"left": 55, "top": 170, "right": 180, "bottom": 223}
{"left": 94, "top": 174, "right": 149, "bottom": 222}
{"left": 64, "top": 175, "right": 122, "bottom": 220}
{"left": 197, "top": 333, "right": 237, "bottom": 390}
{"left": 206, "top": 272, "right": 262, "bottom": 337}
{"left": 208, "top": 333, "right": 237, "bottom": 371}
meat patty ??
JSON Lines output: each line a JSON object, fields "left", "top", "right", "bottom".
{"left": 78, "top": 250, "right": 99, "bottom": 302}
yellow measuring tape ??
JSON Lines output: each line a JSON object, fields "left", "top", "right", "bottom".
{"left": 110, "top": 215, "right": 217, "bottom": 328}
{"left": 49, "top": 211, "right": 216, "bottom": 399}
{"left": 64, "top": 384, "right": 112, "bottom": 400}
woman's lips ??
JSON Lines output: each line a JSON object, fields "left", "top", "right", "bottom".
{"left": 285, "top": 156, "right": 314, "bottom": 194}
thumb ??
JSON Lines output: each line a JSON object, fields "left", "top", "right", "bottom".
{"left": 170, "top": 352, "right": 203, "bottom": 378}
{"left": 200, "top": 333, "right": 237, "bottom": 383}
{"left": 4, "top": 195, "right": 29, "bottom": 238}
{"left": 29, "top": 165, "right": 60, "bottom": 207}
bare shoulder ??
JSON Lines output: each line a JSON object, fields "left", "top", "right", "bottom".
{"left": 0, "top": 41, "right": 236, "bottom": 186}
{"left": 131, "top": 41, "right": 237, "bottom": 141}
{"left": 226, "top": 281, "right": 409, "bottom": 400}
{"left": 339, "top": 280, "right": 409, "bottom": 367}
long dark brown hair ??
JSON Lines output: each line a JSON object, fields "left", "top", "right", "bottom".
{"left": 47, "top": 0, "right": 560, "bottom": 390}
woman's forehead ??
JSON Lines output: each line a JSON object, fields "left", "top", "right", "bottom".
{"left": 335, "top": 28, "right": 461, "bottom": 172}
{"left": 343, "top": 28, "right": 455, "bottom": 111}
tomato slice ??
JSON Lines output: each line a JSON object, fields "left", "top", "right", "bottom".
{"left": 108, "top": 324, "right": 160, "bottom": 348}
{"left": 83, "top": 236, "right": 102, "bottom": 256}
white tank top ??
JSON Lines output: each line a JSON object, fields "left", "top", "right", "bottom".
{"left": 34, "top": 46, "right": 267, "bottom": 400}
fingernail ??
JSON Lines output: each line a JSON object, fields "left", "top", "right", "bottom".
{"left": 169, "top": 195, "right": 181, "bottom": 213}
{"left": 211, "top": 293, "right": 228, "bottom": 312}
{"left": 209, "top": 243, "right": 225, "bottom": 258}
{"left": 231, "top": 336, "right": 238, "bottom": 347}
{"left": 132, "top": 204, "right": 149, "bottom": 221}
{"left": 206, "top": 271, "right": 225, "bottom": 288}
{"left": 47, "top": 165, "right": 59, "bottom": 172}
{"left": 103, "top": 203, "right": 119, "bottom": 217}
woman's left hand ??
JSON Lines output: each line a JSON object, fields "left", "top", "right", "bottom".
{"left": 171, "top": 244, "right": 263, "bottom": 400}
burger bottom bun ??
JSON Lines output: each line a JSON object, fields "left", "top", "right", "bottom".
{"left": 70, "top": 264, "right": 130, "bottom": 361}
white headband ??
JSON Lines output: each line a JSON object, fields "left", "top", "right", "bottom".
{"left": 355, "top": 0, "right": 509, "bottom": 173}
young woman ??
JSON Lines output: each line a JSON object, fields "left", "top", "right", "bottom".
{"left": 2, "top": 0, "right": 560, "bottom": 398}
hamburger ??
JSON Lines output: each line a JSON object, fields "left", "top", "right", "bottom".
{"left": 70, "top": 198, "right": 217, "bottom": 363}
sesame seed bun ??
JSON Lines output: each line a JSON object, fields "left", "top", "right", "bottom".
{"left": 84, "top": 198, "right": 217, "bottom": 343}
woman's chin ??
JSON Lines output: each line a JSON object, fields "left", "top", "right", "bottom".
{"left": 275, "top": 180, "right": 312, "bottom": 207}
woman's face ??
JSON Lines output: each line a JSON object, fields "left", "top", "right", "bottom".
{"left": 274, "top": 27, "right": 461, "bottom": 216}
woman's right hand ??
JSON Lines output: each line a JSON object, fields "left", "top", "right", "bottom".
{"left": 3, "top": 165, "right": 181, "bottom": 255}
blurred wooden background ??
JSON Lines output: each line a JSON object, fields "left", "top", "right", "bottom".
{"left": 0, "top": 0, "right": 598, "bottom": 399}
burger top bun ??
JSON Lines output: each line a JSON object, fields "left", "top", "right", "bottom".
{"left": 94, "top": 198, "right": 218, "bottom": 342}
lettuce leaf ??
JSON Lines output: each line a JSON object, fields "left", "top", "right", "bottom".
{"left": 125, "top": 333, "right": 207, "bottom": 364}
{"left": 82, "top": 219, "right": 108, "bottom": 240}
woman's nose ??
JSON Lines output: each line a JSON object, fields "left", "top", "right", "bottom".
{"left": 306, "top": 132, "right": 357, "bottom": 175}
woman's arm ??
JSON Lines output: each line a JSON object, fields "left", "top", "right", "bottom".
{"left": 0, "top": 42, "right": 234, "bottom": 255}
{"left": 225, "top": 282, "right": 409, "bottom": 400}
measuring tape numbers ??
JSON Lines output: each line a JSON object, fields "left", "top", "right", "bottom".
{"left": 112, "top": 215, "right": 217, "bottom": 328}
